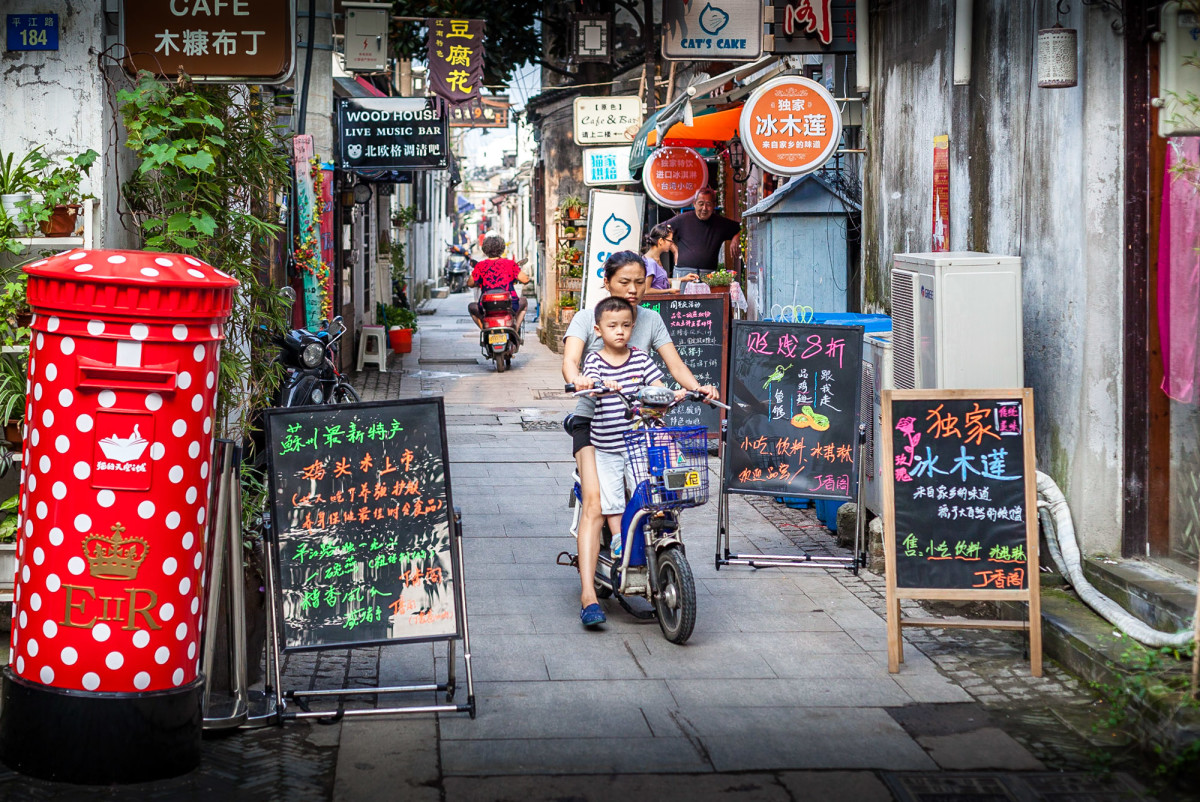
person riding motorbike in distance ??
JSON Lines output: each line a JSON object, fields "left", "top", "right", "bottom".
{"left": 468, "top": 233, "right": 531, "bottom": 338}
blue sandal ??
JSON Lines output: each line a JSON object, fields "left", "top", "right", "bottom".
{"left": 580, "top": 603, "right": 606, "bottom": 627}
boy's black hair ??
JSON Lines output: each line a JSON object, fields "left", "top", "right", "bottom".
{"left": 594, "top": 295, "right": 634, "bottom": 321}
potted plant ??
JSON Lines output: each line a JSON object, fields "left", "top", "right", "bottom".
{"left": 0, "top": 147, "right": 47, "bottom": 235}
{"left": 557, "top": 246, "right": 582, "bottom": 268}
{"left": 0, "top": 493, "right": 17, "bottom": 589}
{"left": 381, "top": 305, "right": 418, "bottom": 353}
{"left": 701, "top": 269, "right": 737, "bottom": 294}
{"left": 558, "top": 294, "right": 578, "bottom": 324}
{"left": 0, "top": 353, "right": 25, "bottom": 444}
{"left": 28, "top": 148, "right": 99, "bottom": 237}
{"left": 564, "top": 225, "right": 576, "bottom": 237}
{"left": 560, "top": 196, "right": 584, "bottom": 220}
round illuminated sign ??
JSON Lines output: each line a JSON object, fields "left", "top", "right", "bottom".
{"left": 738, "top": 76, "right": 842, "bottom": 177}
{"left": 641, "top": 146, "right": 709, "bottom": 208}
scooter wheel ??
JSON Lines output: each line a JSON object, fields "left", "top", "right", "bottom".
{"left": 495, "top": 355, "right": 508, "bottom": 373}
{"left": 654, "top": 545, "right": 696, "bottom": 645}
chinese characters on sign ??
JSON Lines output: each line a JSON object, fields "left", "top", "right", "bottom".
{"left": 426, "top": 18, "right": 484, "bottom": 105}
{"left": 583, "top": 147, "right": 635, "bottom": 186}
{"left": 642, "top": 147, "right": 709, "bottom": 208}
{"left": 932, "top": 135, "right": 950, "bottom": 251}
{"left": 448, "top": 95, "right": 509, "bottom": 129}
{"left": 739, "top": 76, "right": 842, "bottom": 176}
{"left": 889, "top": 395, "right": 1031, "bottom": 591}
{"left": 336, "top": 97, "right": 449, "bottom": 171}
{"left": 768, "top": 0, "right": 858, "bottom": 54}
{"left": 266, "top": 400, "right": 459, "bottom": 649}
{"left": 572, "top": 96, "right": 643, "bottom": 145}
{"left": 6, "top": 14, "right": 59, "bottom": 52}
{"left": 725, "top": 321, "right": 863, "bottom": 500}
{"left": 642, "top": 295, "right": 729, "bottom": 436}
{"left": 120, "top": 0, "right": 294, "bottom": 82}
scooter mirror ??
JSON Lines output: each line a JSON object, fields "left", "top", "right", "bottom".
{"left": 279, "top": 286, "right": 297, "bottom": 303}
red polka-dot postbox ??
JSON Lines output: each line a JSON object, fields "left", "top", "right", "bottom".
{"left": 0, "top": 249, "right": 237, "bottom": 783}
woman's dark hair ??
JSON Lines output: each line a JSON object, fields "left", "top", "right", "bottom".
{"left": 641, "top": 223, "right": 672, "bottom": 252}
{"left": 480, "top": 234, "right": 505, "bottom": 258}
{"left": 602, "top": 250, "right": 647, "bottom": 281}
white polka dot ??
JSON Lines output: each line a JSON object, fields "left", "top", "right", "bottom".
{"left": 105, "top": 651, "right": 123, "bottom": 670}
{"left": 191, "top": 597, "right": 200, "bottom": 614}
{"left": 40, "top": 666, "right": 54, "bottom": 684}
{"left": 52, "top": 481, "right": 66, "bottom": 499}
{"left": 36, "top": 333, "right": 44, "bottom": 350}
{"left": 35, "top": 501, "right": 47, "bottom": 519}
{"left": 138, "top": 500, "right": 155, "bottom": 519}
{"left": 209, "top": 324, "right": 219, "bottom": 338}
{"left": 98, "top": 390, "right": 115, "bottom": 408}
{"left": 21, "top": 565, "right": 29, "bottom": 583}
{"left": 30, "top": 258, "right": 48, "bottom": 267}
{"left": 61, "top": 646, "right": 78, "bottom": 665}
{"left": 185, "top": 487, "right": 198, "bottom": 504}
{"left": 54, "top": 435, "right": 69, "bottom": 454}
{"left": 38, "top": 455, "right": 50, "bottom": 474}
{"left": 45, "top": 573, "right": 60, "bottom": 592}
{"left": 191, "top": 394, "right": 203, "bottom": 412}
{"left": 178, "top": 577, "right": 191, "bottom": 595}
{"left": 92, "top": 623, "right": 111, "bottom": 642}
{"left": 87, "top": 319, "right": 105, "bottom": 335}
{"left": 68, "top": 556, "right": 86, "bottom": 575}
{"left": 49, "top": 527, "right": 64, "bottom": 545}
{"left": 155, "top": 646, "right": 170, "bottom": 664}
{"left": 140, "top": 267, "right": 160, "bottom": 277}
{"left": 188, "top": 441, "right": 200, "bottom": 459}
{"left": 177, "top": 371, "right": 192, "bottom": 389}
{"left": 74, "top": 514, "right": 91, "bottom": 532}
{"left": 134, "top": 672, "right": 151, "bottom": 690}
{"left": 68, "top": 251, "right": 87, "bottom": 260}
{"left": 144, "top": 392, "right": 162, "bottom": 411}
{"left": 187, "top": 641, "right": 196, "bottom": 659}
{"left": 44, "top": 362, "right": 56, "bottom": 381}
{"left": 160, "top": 603, "right": 175, "bottom": 622}
{"left": 192, "top": 344, "right": 205, "bottom": 362}
{"left": 29, "top": 592, "right": 41, "bottom": 611}
{"left": 58, "top": 388, "right": 72, "bottom": 407}
{"left": 172, "top": 668, "right": 185, "bottom": 686}
{"left": 82, "top": 672, "right": 100, "bottom": 691}
{"left": 32, "top": 547, "right": 44, "bottom": 565}
{"left": 203, "top": 417, "right": 211, "bottom": 434}
{"left": 181, "top": 532, "right": 194, "bottom": 549}
{"left": 172, "top": 420, "right": 187, "bottom": 437}
{"left": 172, "top": 324, "right": 189, "bottom": 341}
{"left": 162, "top": 557, "right": 177, "bottom": 576}
{"left": 130, "top": 323, "right": 149, "bottom": 340}
{"left": 175, "top": 622, "right": 187, "bottom": 640}
{"left": 42, "top": 619, "right": 57, "bottom": 638}
{"left": 151, "top": 442, "right": 165, "bottom": 460}
{"left": 200, "top": 461, "right": 209, "bottom": 479}
{"left": 73, "top": 462, "right": 90, "bottom": 480}
{"left": 73, "top": 264, "right": 93, "bottom": 273}
{"left": 15, "top": 657, "right": 23, "bottom": 674}
{"left": 23, "top": 519, "right": 32, "bottom": 538}
{"left": 165, "top": 511, "right": 180, "bottom": 529}
{"left": 187, "top": 268, "right": 205, "bottom": 279}
{"left": 206, "top": 372, "right": 215, "bottom": 389}
{"left": 153, "top": 256, "right": 173, "bottom": 267}
{"left": 27, "top": 638, "right": 39, "bottom": 656}
{"left": 196, "top": 507, "right": 205, "bottom": 525}
{"left": 107, "top": 254, "right": 127, "bottom": 264}
{"left": 194, "top": 552, "right": 203, "bottom": 569}
{"left": 33, "top": 382, "right": 42, "bottom": 401}
{"left": 76, "top": 413, "right": 93, "bottom": 432}
{"left": 183, "top": 256, "right": 201, "bottom": 266}
{"left": 28, "top": 425, "right": 38, "bottom": 446}
{"left": 19, "top": 611, "right": 27, "bottom": 629}
{"left": 97, "top": 490, "right": 115, "bottom": 508}
{"left": 40, "top": 408, "right": 53, "bottom": 428}
{"left": 132, "top": 630, "right": 150, "bottom": 648}
{"left": 60, "top": 336, "right": 74, "bottom": 354}
{"left": 168, "top": 465, "right": 184, "bottom": 483}
{"left": 214, "top": 269, "right": 231, "bottom": 279}
{"left": 46, "top": 316, "right": 59, "bottom": 332}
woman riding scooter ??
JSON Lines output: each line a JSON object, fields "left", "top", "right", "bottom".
{"left": 468, "top": 233, "right": 530, "bottom": 340}
{"left": 561, "top": 250, "right": 717, "bottom": 627}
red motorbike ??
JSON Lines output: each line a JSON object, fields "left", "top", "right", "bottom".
{"left": 478, "top": 289, "right": 520, "bottom": 372}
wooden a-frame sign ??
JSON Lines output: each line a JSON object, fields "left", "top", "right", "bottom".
{"left": 881, "top": 388, "right": 1042, "bottom": 677}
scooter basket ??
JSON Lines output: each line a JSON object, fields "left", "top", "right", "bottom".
{"left": 623, "top": 426, "right": 709, "bottom": 510}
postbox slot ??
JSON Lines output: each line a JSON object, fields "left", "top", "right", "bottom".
{"left": 77, "top": 362, "right": 179, "bottom": 393}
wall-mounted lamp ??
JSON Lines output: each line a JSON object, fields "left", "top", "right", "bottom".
{"left": 1038, "top": 23, "right": 1078, "bottom": 88}
{"left": 340, "top": 188, "right": 357, "bottom": 209}
{"left": 726, "top": 134, "right": 750, "bottom": 184}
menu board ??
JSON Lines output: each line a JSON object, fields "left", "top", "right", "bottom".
{"left": 723, "top": 320, "right": 863, "bottom": 500}
{"left": 265, "top": 399, "right": 460, "bottom": 651}
{"left": 641, "top": 293, "right": 729, "bottom": 436}
{"left": 884, "top": 390, "right": 1035, "bottom": 590}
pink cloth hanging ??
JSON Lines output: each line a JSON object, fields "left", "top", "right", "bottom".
{"left": 1159, "top": 138, "right": 1200, "bottom": 404}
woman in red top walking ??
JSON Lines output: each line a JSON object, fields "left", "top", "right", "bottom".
{"left": 468, "top": 233, "right": 531, "bottom": 338}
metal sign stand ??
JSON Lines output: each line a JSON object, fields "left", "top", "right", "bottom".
{"left": 716, "top": 425, "right": 868, "bottom": 574}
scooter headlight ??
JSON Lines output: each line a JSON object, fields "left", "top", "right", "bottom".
{"left": 301, "top": 342, "right": 325, "bottom": 369}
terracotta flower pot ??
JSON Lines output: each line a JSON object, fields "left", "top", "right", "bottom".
{"left": 705, "top": 284, "right": 732, "bottom": 294}
{"left": 567, "top": 206, "right": 581, "bottom": 220}
{"left": 38, "top": 204, "right": 80, "bottom": 237}
{"left": 388, "top": 326, "right": 413, "bottom": 354}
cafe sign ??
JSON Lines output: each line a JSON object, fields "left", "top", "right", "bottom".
{"left": 642, "top": 146, "right": 708, "bottom": 208}
{"left": 573, "top": 96, "right": 642, "bottom": 145}
{"left": 662, "top": 0, "right": 763, "bottom": 61}
{"left": 738, "top": 75, "right": 842, "bottom": 176}
{"left": 121, "top": 0, "right": 295, "bottom": 83}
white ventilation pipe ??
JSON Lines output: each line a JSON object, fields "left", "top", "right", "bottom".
{"left": 1036, "top": 471, "right": 1195, "bottom": 649}
{"left": 953, "top": 0, "right": 973, "bottom": 85}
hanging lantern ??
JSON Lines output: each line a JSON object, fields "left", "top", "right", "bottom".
{"left": 1037, "top": 23, "right": 1078, "bottom": 88}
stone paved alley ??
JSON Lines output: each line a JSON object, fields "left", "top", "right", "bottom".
{"left": 0, "top": 296, "right": 1168, "bottom": 801}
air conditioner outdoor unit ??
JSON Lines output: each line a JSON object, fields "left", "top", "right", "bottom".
{"left": 861, "top": 333, "right": 893, "bottom": 516}
{"left": 890, "top": 252, "right": 1024, "bottom": 389}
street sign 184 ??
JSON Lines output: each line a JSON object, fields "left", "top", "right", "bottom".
{"left": 7, "top": 14, "right": 59, "bottom": 52}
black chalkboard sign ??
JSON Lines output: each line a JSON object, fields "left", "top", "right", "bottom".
{"left": 264, "top": 398, "right": 460, "bottom": 652}
{"left": 723, "top": 320, "right": 863, "bottom": 500}
{"left": 641, "top": 293, "right": 729, "bottom": 435}
{"left": 884, "top": 390, "right": 1036, "bottom": 591}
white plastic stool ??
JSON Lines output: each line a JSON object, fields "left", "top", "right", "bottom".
{"left": 356, "top": 325, "right": 388, "bottom": 373}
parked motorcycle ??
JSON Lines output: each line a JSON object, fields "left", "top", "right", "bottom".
{"left": 272, "top": 288, "right": 361, "bottom": 406}
{"left": 477, "top": 289, "right": 520, "bottom": 373}
{"left": 444, "top": 244, "right": 473, "bottom": 293}
{"left": 560, "top": 385, "right": 729, "bottom": 644}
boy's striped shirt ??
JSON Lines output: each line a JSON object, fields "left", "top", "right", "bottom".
{"left": 582, "top": 348, "right": 664, "bottom": 453}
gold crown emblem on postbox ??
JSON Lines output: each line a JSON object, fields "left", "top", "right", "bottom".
{"left": 83, "top": 523, "right": 148, "bottom": 580}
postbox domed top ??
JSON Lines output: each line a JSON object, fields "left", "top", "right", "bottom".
{"left": 24, "top": 249, "right": 240, "bottom": 290}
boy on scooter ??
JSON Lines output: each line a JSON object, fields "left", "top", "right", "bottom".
{"left": 579, "top": 296, "right": 686, "bottom": 627}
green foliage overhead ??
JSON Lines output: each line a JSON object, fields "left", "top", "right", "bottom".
{"left": 389, "top": 1, "right": 541, "bottom": 87}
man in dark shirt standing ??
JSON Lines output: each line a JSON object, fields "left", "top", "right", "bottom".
{"left": 663, "top": 187, "right": 741, "bottom": 278}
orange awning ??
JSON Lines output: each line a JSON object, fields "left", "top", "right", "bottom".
{"left": 647, "top": 105, "right": 743, "bottom": 148}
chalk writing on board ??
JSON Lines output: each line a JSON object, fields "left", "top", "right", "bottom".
{"left": 641, "top": 295, "right": 727, "bottom": 434}
{"left": 267, "top": 399, "right": 458, "bottom": 650}
{"left": 889, "top": 396, "right": 1029, "bottom": 590}
{"left": 724, "top": 321, "right": 862, "bottom": 501}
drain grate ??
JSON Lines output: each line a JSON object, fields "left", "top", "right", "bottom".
{"left": 520, "top": 420, "right": 562, "bottom": 432}
{"left": 533, "top": 388, "right": 573, "bottom": 400}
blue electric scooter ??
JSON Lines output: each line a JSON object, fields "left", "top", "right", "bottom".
{"left": 562, "top": 385, "right": 729, "bottom": 644}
